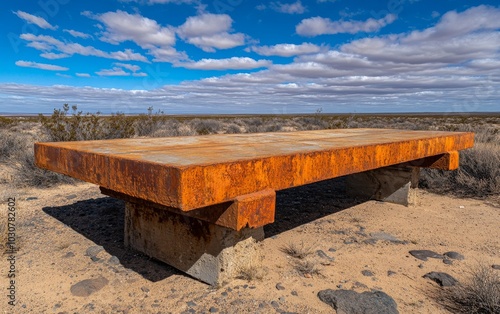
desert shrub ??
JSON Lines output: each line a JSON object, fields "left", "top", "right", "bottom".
{"left": 0, "top": 130, "right": 25, "bottom": 162}
{"left": 436, "top": 264, "right": 499, "bottom": 314}
{"left": 13, "top": 146, "right": 75, "bottom": 187}
{"left": 190, "top": 119, "right": 223, "bottom": 135}
{"left": 0, "top": 116, "right": 15, "bottom": 129}
{"left": 226, "top": 123, "right": 242, "bottom": 134}
{"left": 420, "top": 127, "right": 500, "bottom": 199}
{"left": 39, "top": 104, "right": 135, "bottom": 141}
{"left": 134, "top": 107, "right": 167, "bottom": 136}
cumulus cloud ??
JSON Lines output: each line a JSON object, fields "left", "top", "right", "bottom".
{"left": 86, "top": 10, "right": 184, "bottom": 62}
{"left": 248, "top": 43, "right": 323, "bottom": 57}
{"left": 176, "top": 57, "right": 271, "bottom": 70}
{"left": 177, "top": 13, "right": 246, "bottom": 52}
{"left": 63, "top": 29, "right": 92, "bottom": 39}
{"left": 76, "top": 73, "right": 91, "bottom": 77}
{"left": 114, "top": 63, "right": 141, "bottom": 72}
{"left": 15, "top": 60, "right": 68, "bottom": 71}
{"left": 20, "top": 33, "right": 148, "bottom": 62}
{"left": 13, "top": 11, "right": 57, "bottom": 30}
{"left": 296, "top": 13, "right": 396, "bottom": 36}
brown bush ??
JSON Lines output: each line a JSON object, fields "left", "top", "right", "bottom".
{"left": 436, "top": 264, "right": 499, "bottom": 314}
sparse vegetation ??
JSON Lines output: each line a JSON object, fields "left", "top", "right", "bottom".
{"left": 436, "top": 264, "right": 500, "bottom": 314}
{"left": 236, "top": 265, "right": 266, "bottom": 281}
{"left": 292, "top": 259, "right": 322, "bottom": 277}
{"left": 280, "top": 241, "right": 315, "bottom": 259}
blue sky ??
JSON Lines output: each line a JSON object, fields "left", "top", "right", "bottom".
{"left": 1, "top": 0, "right": 499, "bottom": 114}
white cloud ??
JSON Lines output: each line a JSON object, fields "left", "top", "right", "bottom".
{"left": 14, "top": 11, "right": 57, "bottom": 30}
{"left": 271, "top": 1, "right": 306, "bottom": 14}
{"left": 296, "top": 14, "right": 396, "bottom": 36}
{"left": 248, "top": 43, "right": 323, "bottom": 57}
{"left": 87, "top": 10, "right": 183, "bottom": 62}
{"left": 94, "top": 10, "right": 176, "bottom": 47}
{"left": 96, "top": 67, "right": 130, "bottom": 76}
{"left": 63, "top": 29, "right": 92, "bottom": 39}
{"left": 40, "top": 52, "right": 70, "bottom": 59}
{"left": 176, "top": 57, "right": 271, "bottom": 70}
{"left": 114, "top": 63, "right": 141, "bottom": 72}
{"left": 177, "top": 13, "right": 246, "bottom": 51}
{"left": 133, "top": 72, "right": 148, "bottom": 77}
{"left": 20, "top": 33, "right": 148, "bottom": 62}
{"left": 15, "top": 60, "right": 68, "bottom": 71}
{"left": 76, "top": 73, "right": 91, "bottom": 77}
{"left": 56, "top": 73, "right": 72, "bottom": 78}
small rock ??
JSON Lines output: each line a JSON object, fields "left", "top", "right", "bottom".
{"left": 443, "top": 251, "right": 464, "bottom": 260}
{"left": 271, "top": 301, "right": 279, "bottom": 308}
{"left": 387, "top": 271, "right": 397, "bottom": 277}
{"left": 278, "top": 297, "right": 286, "bottom": 302}
{"left": 63, "top": 252, "right": 75, "bottom": 258}
{"left": 316, "top": 250, "right": 334, "bottom": 261}
{"left": 186, "top": 301, "right": 196, "bottom": 307}
{"left": 370, "top": 232, "right": 405, "bottom": 244}
{"left": 141, "top": 286, "right": 150, "bottom": 293}
{"left": 409, "top": 250, "right": 443, "bottom": 261}
{"left": 318, "top": 289, "right": 399, "bottom": 314}
{"left": 70, "top": 277, "right": 108, "bottom": 297}
{"left": 423, "top": 272, "right": 458, "bottom": 287}
{"left": 108, "top": 256, "right": 120, "bottom": 265}
{"left": 276, "top": 283, "right": 285, "bottom": 291}
{"left": 459, "top": 206, "right": 465, "bottom": 209}
{"left": 85, "top": 246, "right": 104, "bottom": 258}
{"left": 363, "top": 238, "right": 378, "bottom": 245}
{"left": 492, "top": 264, "right": 500, "bottom": 270}
{"left": 344, "top": 237, "right": 357, "bottom": 244}
{"left": 209, "top": 307, "right": 218, "bottom": 313}
{"left": 26, "top": 197, "right": 38, "bottom": 201}
{"left": 418, "top": 264, "right": 424, "bottom": 269}
{"left": 221, "top": 292, "right": 228, "bottom": 296}
{"left": 291, "top": 291, "right": 298, "bottom": 296}
{"left": 90, "top": 256, "right": 101, "bottom": 262}
{"left": 328, "top": 248, "right": 336, "bottom": 252}
{"left": 66, "top": 194, "right": 77, "bottom": 200}
{"left": 443, "top": 259, "right": 453, "bottom": 265}
{"left": 303, "top": 273, "right": 312, "bottom": 278}
{"left": 362, "top": 270, "right": 374, "bottom": 277}
{"left": 230, "top": 300, "right": 243, "bottom": 305}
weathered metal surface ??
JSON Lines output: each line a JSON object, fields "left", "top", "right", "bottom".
{"left": 35, "top": 129, "right": 474, "bottom": 211}
{"left": 403, "top": 151, "right": 459, "bottom": 170}
{"left": 101, "top": 187, "right": 275, "bottom": 231}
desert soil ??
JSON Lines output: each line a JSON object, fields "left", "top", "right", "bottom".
{"left": 1, "top": 178, "right": 499, "bottom": 314}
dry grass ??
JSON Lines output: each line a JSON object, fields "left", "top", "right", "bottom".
{"left": 436, "top": 264, "right": 500, "bottom": 314}
{"left": 236, "top": 265, "right": 266, "bottom": 281}
{"left": 292, "top": 259, "right": 323, "bottom": 277}
{"left": 280, "top": 241, "right": 316, "bottom": 259}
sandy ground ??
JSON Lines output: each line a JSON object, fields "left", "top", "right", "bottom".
{"left": 1, "top": 179, "right": 499, "bottom": 314}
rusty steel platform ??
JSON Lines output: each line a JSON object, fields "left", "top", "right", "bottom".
{"left": 35, "top": 129, "right": 474, "bottom": 228}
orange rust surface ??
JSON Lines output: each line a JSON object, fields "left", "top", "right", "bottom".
{"left": 35, "top": 129, "right": 474, "bottom": 211}
{"left": 101, "top": 187, "right": 275, "bottom": 230}
{"left": 404, "top": 151, "right": 460, "bottom": 170}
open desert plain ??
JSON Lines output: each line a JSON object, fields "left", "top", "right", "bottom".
{"left": 1, "top": 114, "right": 499, "bottom": 314}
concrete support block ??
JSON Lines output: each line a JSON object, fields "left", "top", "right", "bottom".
{"left": 346, "top": 166, "right": 420, "bottom": 206}
{"left": 125, "top": 202, "right": 264, "bottom": 286}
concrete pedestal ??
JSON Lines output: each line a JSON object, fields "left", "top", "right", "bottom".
{"left": 346, "top": 166, "right": 420, "bottom": 206}
{"left": 125, "top": 202, "right": 264, "bottom": 286}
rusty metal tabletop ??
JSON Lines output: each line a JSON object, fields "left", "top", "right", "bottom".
{"left": 35, "top": 128, "right": 474, "bottom": 210}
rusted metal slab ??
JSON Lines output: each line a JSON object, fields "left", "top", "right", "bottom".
{"left": 35, "top": 129, "right": 474, "bottom": 211}
{"left": 403, "top": 151, "right": 459, "bottom": 170}
{"left": 101, "top": 187, "right": 275, "bottom": 231}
